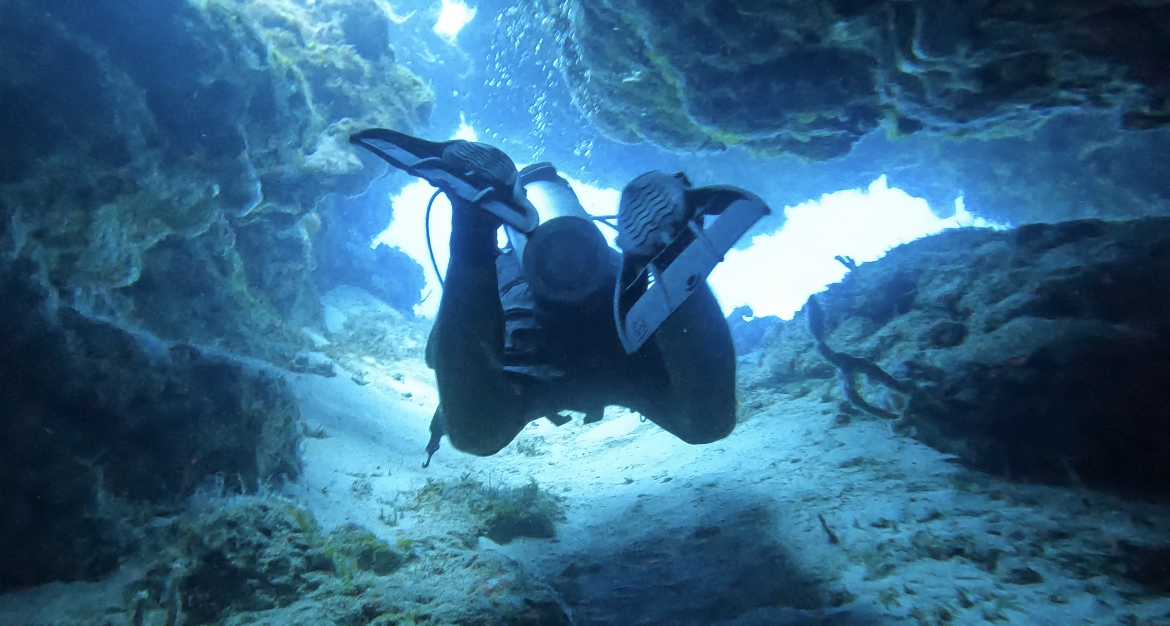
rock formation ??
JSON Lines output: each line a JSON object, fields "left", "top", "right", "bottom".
{"left": 0, "top": 261, "right": 301, "bottom": 590}
{"left": 0, "top": 0, "right": 433, "bottom": 362}
{"left": 540, "top": 0, "right": 1170, "bottom": 158}
{"left": 529, "top": 0, "right": 1170, "bottom": 225}
{"left": 747, "top": 218, "right": 1170, "bottom": 494}
{"left": 0, "top": 0, "right": 430, "bottom": 593}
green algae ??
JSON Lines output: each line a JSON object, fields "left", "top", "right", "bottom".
{"left": 0, "top": 0, "right": 435, "bottom": 364}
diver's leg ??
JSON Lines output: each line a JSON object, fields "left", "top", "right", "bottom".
{"left": 641, "top": 281, "right": 737, "bottom": 443}
{"left": 428, "top": 205, "right": 527, "bottom": 456}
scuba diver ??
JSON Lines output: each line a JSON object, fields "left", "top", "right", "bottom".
{"left": 349, "top": 130, "right": 771, "bottom": 466}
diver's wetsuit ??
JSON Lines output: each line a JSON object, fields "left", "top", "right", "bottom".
{"left": 429, "top": 195, "right": 737, "bottom": 456}
{"left": 346, "top": 128, "right": 764, "bottom": 461}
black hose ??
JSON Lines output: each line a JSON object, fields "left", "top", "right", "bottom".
{"left": 425, "top": 189, "right": 444, "bottom": 289}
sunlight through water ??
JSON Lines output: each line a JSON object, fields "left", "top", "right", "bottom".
{"left": 374, "top": 127, "right": 1004, "bottom": 319}
{"left": 433, "top": 0, "right": 476, "bottom": 43}
{"left": 709, "top": 176, "right": 1006, "bottom": 320}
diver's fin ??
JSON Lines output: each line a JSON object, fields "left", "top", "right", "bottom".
{"left": 350, "top": 129, "right": 539, "bottom": 233}
{"left": 614, "top": 174, "right": 770, "bottom": 354}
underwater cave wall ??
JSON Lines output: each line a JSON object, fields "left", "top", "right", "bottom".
{"left": 534, "top": 0, "right": 1170, "bottom": 225}
{"left": 542, "top": 0, "right": 1170, "bottom": 157}
{"left": 0, "top": 261, "right": 303, "bottom": 591}
{"left": 0, "top": 0, "right": 434, "bottom": 362}
{"left": 750, "top": 218, "right": 1170, "bottom": 496}
{"left": 0, "top": 0, "right": 438, "bottom": 592}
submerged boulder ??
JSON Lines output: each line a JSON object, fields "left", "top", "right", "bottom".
{"left": 541, "top": 0, "right": 1170, "bottom": 157}
{"left": 0, "top": 262, "right": 302, "bottom": 591}
{"left": 759, "top": 218, "right": 1170, "bottom": 494}
{"left": 0, "top": 0, "right": 433, "bottom": 363}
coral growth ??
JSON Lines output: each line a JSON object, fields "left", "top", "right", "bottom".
{"left": 759, "top": 218, "right": 1170, "bottom": 494}
{"left": 121, "top": 494, "right": 570, "bottom": 625}
{"left": 413, "top": 475, "right": 567, "bottom": 545}
{"left": 538, "top": 0, "right": 1170, "bottom": 158}
{"left": 0, "top": 0, "right": 434, "bottom": 362}
{"left": 0, "top": 262, "right": 302, "bottom": 591}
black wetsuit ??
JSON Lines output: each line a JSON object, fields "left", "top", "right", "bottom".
{"left": 427, "top": 198, "right": 737, "bottom": 456}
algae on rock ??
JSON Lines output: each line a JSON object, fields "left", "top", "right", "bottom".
{"left": 0, "top": 0, "right": 435, "bottom": 363}
{"left": 0, "top": 261, "right": 303, "bottom": 591}
{"left": 758, "top": 218, "right": 1170, "bottom": 495}
{"left": 413, "top": 475, "right": 568, "bottom": 546}
{"left": 536, "top": 0, "right": 1170, "bottom": 159}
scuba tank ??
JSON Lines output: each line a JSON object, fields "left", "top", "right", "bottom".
{"left": 506, "top": 162, "right": 615, "bottom": 305}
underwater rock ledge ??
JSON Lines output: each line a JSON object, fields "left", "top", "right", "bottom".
{"left": 0, "top": 0, "right": 434, "bottom": 365}
{"left": 540, "top": 0, "right": 1170, "bottom": 158}
{"left": 754, "top": 217, "right": 1170, "bottom": 495}
{"left": 0, "top": 261, "right": 302, "bottom": 591}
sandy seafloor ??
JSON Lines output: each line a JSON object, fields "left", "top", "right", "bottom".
{"left": 289, "top": 358, "right": 1170, "bottom": 625}
{"left": 4, "top": 353, "right": 1170, "bottom": 625}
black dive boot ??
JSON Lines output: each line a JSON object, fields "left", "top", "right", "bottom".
{"left": 614, "top": 171, "right": 771, "bottom": 353}
{"left": 350, "top": 128, "right": 540, "bottom": 233}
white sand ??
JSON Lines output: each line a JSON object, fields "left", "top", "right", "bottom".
{"left": 287, "top": 359, "right": 1170, "bottom": 625}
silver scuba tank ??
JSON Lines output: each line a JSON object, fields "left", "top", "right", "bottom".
{"left": 505, "top": 163, "right": 614, "bottom": 304}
